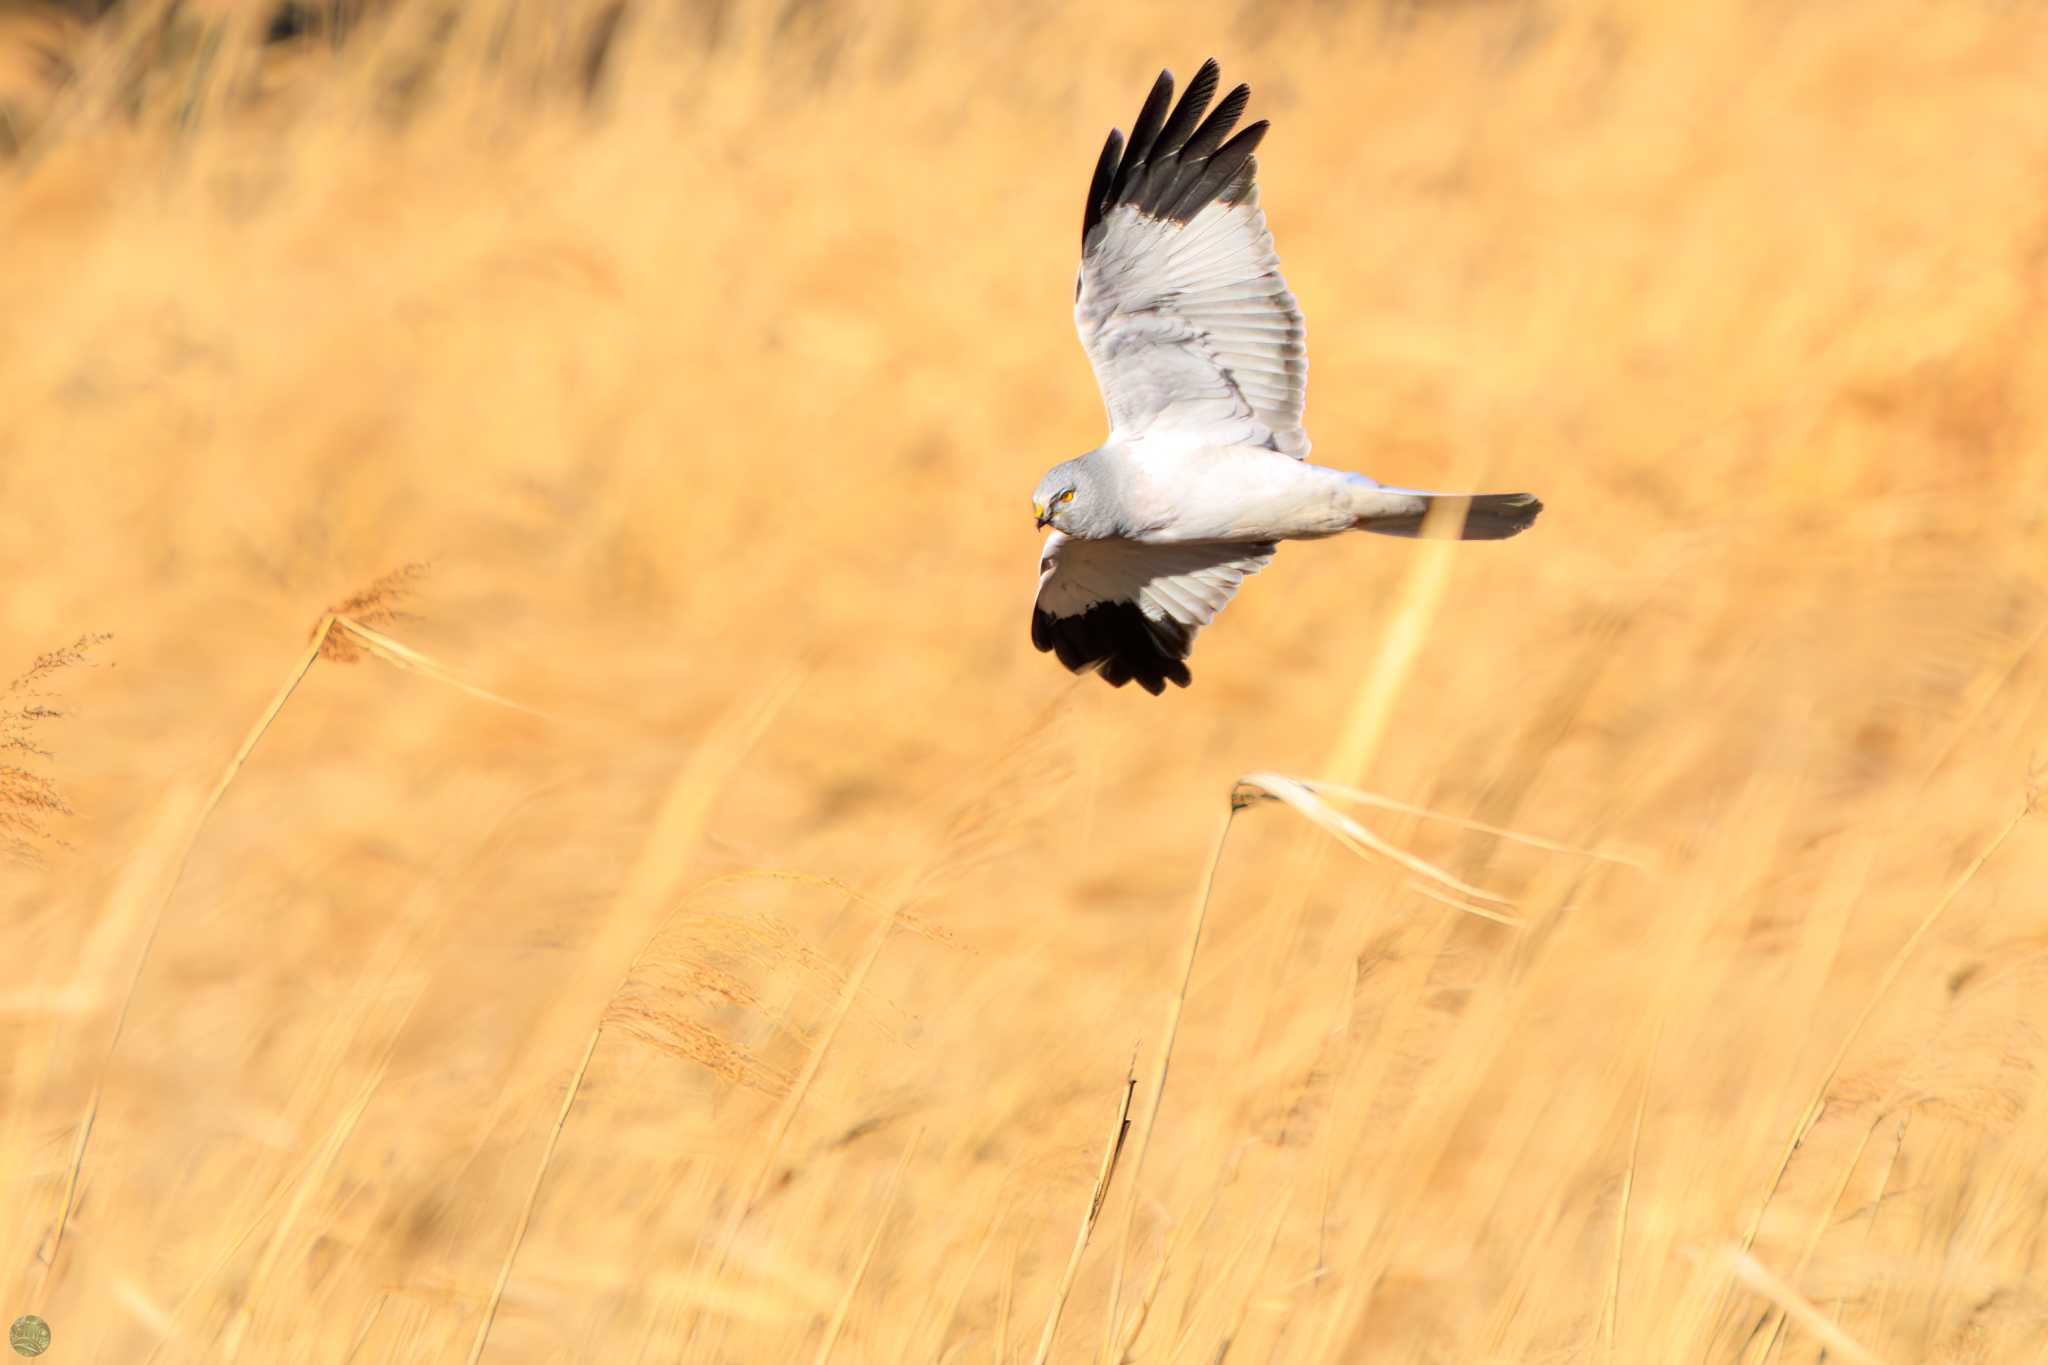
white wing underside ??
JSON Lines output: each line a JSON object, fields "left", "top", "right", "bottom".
{"left": 1077, "top": 191, "right": 1309, "bottom": 455}
{"left": 1031, "top": 531, "right": 1275, "bottom": 693}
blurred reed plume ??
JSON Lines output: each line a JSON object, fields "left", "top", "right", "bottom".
{"left": 1, "top": 633, "right": 110, "bottom": 865}
{"left": 319, "top": 560, "right": 429, "bottom": 662}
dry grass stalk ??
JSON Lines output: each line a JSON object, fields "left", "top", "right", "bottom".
{"left": 1295, "top": 779, "right": 1647, "bottom": 869}
{"left": 996, "top": 1233, "right": 1021, "bottom": 1365}
{"left": 35, "top": 786, "right": 203, "bottom": 1302}
{"left": 329, "top": 615, "right": 551, "bottom": 719}
{"left": 1026, "top": 1067, "right": 1135, "bottom": 1365}
{"left": 1735, "top": 787, "right": 2036, "bottom": 1264}
{"left": 1204, "top": 1193, "right": 1295, "bottom": 1365}
{"left": 810, "top": 1129, "right": 921, "bottom": 1365}
{"left": 464, "top": 671, "right": 802, "bottom": 1364}
{"left": 1100, "top": 809, "right": 1238, "bottom": 1362}
{"left": 673, "top": 893, "right": 906, "bottom": 1352}
{"left": 1114, "top": 1169, "right": 1233, "bottom": 1363}
{"left": 1243, "top": 521, "right": 1461, "bottom": 1053}
{"left": 40, "top": 605, "right": 541, "bottom": 1301}
{"left": 1828, "top": 1114, "right": 1911, "bottom": 1331}
{"left": 197, "top": 894, "right": 435, "bottom": 1358}
{"left": 1232, "top": 774, "right": 1522, "bottom": 921}
{"left": 460, "top": 1022, "right": 602, "bottom": 1365}
{"left": 1749, "top": 1107, "right": 1892, "bottom": 1365}
{"left": 1398, "top": 875, "right": 1521, "bottom": 924}
{"left": 931, "top": 1200, "right": 1009, "bottom": 1362}
{"left": 1103, "top": 770, "right": 1593, "bottom": 1353}
{"left": 341, "top": 1294, "right": 389, "bottom": 1364}
{"left": 1256, "top": 486, "right": 1481, "bottom": 940}
{"left": 14, "top": 790, "right": 193, "bottom": 1326}
{"left": 39, "top": 603, "right": 333, "bottom": 1296}
{"left": 1323, "top": 517, "right": 1463, "bottom": 787}
{"left": 217, "top": 1023, "right": 415, "bottom": 1361}
{"left": 1604, "top": 1013, "right": 1663, "bottom": 1362}
{"left": 1110, "top": 1212, "right": 1183, "bottom": 1364}
{"left": 1161, "top": 1195, "right": 1276, "bottom": 1363}
{"left": 1717, "top": 1247, "right": 1890, "bottom": 1365}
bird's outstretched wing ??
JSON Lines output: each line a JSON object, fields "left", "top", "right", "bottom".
{"left": 1075, "top": 59, "right": 1309, "bottom": 457}
{"left": 1031, "top": 532, "right": 1275, "bottom": 693}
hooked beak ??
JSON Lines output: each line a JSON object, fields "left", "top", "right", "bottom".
{"left": 1033, "top": 502, "right": 1051, "bottom": 530}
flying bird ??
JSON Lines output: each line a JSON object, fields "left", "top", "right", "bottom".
{"left": 1030, "top": 59, "right": 1542, "bottom": 694}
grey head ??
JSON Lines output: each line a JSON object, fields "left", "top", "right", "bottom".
{"left": 1031, "top": 455, "right": 1123, "bottom": 539}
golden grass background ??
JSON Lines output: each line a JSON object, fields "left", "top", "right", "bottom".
{"left": 5, "top": 0, "right": 2048, "bottom": 1359}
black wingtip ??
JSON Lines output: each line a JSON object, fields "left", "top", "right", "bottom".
{"left": 1154, "top": 60, "right": 1220, "bottom": 154}
{"left": 1180, "top": 83, "right": 1250, "bottom": 166}
{"left": 1082, "top": 127, "right": 1125, "bottom": 246}
{"left": 1086, "top": 59, "right": 1271, "bottom": 242}
{"left": 1109, "top": 69, "right": 1178, "bottom": 206}
{"left": 1033, "top": 602, "right": 1193, "bottom": 695}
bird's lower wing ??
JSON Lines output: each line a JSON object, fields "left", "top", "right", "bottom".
{"left": 1031, "top": 532, "right": 1275, "bottom": 694}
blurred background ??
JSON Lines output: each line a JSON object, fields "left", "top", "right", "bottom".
{"left": 4, "top": 0, "right": 2048, "bottom": 1360}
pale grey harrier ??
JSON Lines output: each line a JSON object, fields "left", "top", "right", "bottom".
{"left": 1031, "top": 59, "right": 1542, "bottom": 693}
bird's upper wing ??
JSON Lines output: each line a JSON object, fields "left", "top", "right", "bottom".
{"left": 1074, "top": 60, "right": 1309, "bottom": 457}
{"left": 1031, "top": 531, "right": 1275, "bottom": 693}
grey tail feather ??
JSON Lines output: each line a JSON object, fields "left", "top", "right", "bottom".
{"left": 1357, "top": 491, "right": 1543, "bottom": 541}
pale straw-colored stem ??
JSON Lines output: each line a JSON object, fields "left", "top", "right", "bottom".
{"left": 1029, "top": 1070, "right": 1136, "bottom": 1365}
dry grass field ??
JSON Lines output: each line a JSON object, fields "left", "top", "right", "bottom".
{"left": 5, "top": 0, "right": 2048, "bottom": 1360}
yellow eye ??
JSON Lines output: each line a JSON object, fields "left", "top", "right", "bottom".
{"left": 1059, "top": 489, "right": 1076, "bottom": 505}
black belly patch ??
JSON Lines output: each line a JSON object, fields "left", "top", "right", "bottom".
{"left": 1031, "top": 600, "right": 1193, "bottom": 694}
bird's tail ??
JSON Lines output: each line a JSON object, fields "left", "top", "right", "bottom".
{"left": 1351, "top": 489, "right": 1543, "bottom": 541}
